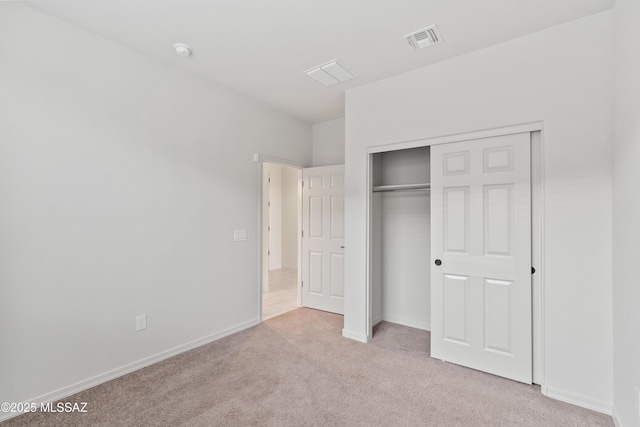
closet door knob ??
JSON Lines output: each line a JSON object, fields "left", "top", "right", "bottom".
{"left": 435, "top": 259, "right": 442, "bottom": 266}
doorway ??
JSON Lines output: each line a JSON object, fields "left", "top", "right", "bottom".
{"left": 262, "top": 162, "right": 302, "bottom": 320}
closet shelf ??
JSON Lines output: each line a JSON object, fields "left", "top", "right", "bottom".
{"left": 372, "top": 183, "right": 431, "bottom": 192}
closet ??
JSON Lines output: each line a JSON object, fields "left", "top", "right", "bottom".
{"left": 371, "top": 146, "right": 431, "bottom": 332}
{"left": 368, "top": 130, "right": 539, "bottom": 385}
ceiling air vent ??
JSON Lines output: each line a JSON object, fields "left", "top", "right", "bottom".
{"left": 305, "top": 60, "right": 355, "bottom": 87}
{"left": 404, "top": 25, "right": 443, "bottom": 50}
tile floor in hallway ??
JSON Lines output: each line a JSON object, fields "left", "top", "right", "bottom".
{"left": 262, "top": 268, "right": 298, "bottom": 320}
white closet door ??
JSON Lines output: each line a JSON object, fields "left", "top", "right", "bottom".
{"left": 430, "top": 133, "right": 532, "bottom": 384}
{"left": 302, "top": 165, "right": 345, "bottom": 314}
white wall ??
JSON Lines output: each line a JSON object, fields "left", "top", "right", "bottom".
{"left": 380, "top": 192, "right": 430, "bottom": 330}
{"left": 372, "top": 148, "right": 431, "bottom": 331}
{"left": 281, "top": 166, "right": 299, "bottom": 269}
{"left": 312, "top": 117, "right": 345, "bottom": 166}
{"left": 0, "top": 3, "right": 311, "bottom": 410}
{"left": 344, "top": 11, "right": 613, "bottom": 412}
{"left": 262, "top": 165, "right": 271, "bottom": 291}
{"left": 268, "top": 165, "right": 283, "bottom": 270}
{"left": 265, "top": 163, "right": 299, "bottom": 271}
{"left": 612, "top": 0, "right": 640, "bottom": 425}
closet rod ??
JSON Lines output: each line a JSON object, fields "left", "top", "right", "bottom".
{"left": 372, "top": 183, "right": 431, "bottom": 193}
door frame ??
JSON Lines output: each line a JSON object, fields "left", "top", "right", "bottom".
{"left": 365, "top": 121, "right": 545, "bottom": 384}
{"left": 258, "top": 155, "right": 304, "bottom": 322}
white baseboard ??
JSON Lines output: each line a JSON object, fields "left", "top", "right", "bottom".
{"left": 611, "top": 407, "right": 623, "bottom": 427}
{"left": 541, "top": 384, "right": 613, "bottom": 415}
{"left": 342, "top": 328, "right": 369, "bottom": 343}
{"left": 382, "top": 315, "right": 430, "bottom": 331}
{"left": 372, "top": 316, "right": 383, "bottom": 327}
{"left": 0, "top": 318, "right": 260, "bottom": 423}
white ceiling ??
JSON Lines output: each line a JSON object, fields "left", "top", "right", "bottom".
{"left": 28, "top": 0, "right": 613, "bottom": 124}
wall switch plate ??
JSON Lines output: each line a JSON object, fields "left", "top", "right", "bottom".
{"left": 234, "top": 229, "right": 247, "bottom": 242}
{"left": 136, "top": 314, "right": 147, "bottom": 331}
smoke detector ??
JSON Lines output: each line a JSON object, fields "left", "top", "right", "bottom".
{"left": 404, "top": 25, "right": 443, "bottom": 50}
{"left": 173, "top": 43, "right": 192, "bottom": 57}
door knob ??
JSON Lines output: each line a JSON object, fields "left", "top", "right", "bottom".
{"left": 435, "top": 259, "right": 442, "bottom": 266}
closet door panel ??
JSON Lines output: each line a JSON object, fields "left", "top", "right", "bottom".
{"left": 483, "top": 278, "right": 513, "bottom": 354}
{"left": 443, "top": 187, "right": 469, "bottom": 254}
{"left": 484, "top": 185, "right": 513, "bottom": 256}
{"left": 431, "top": 132, "right": 531, "bottom": 384}
{"left": 443, "top": 274, "right": 469, "bottom": 345}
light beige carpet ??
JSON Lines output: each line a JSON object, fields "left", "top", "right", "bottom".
{"left": 3, "top": 308, "right": 613, "bottom": 426}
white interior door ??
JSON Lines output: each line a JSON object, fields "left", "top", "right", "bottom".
{"left": 302, "top": 165, "right": 345, "bottom": 314}
{"left": 430, "top": 132, "right": 532, "bottom": 384}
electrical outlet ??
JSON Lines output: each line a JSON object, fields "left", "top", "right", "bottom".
{"left": 135, "top": 314, "right": 147, "bottom": 331}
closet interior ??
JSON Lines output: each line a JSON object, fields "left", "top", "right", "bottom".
{"left": 371, "top": 146, "right": 431, "bottom": 334}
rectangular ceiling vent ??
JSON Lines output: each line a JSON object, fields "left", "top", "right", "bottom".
{"left": 404, "top": 25, "right": 443, "bottom": 50}
{"left": 305, "top": 60, "right": 355, "bottom": 87}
